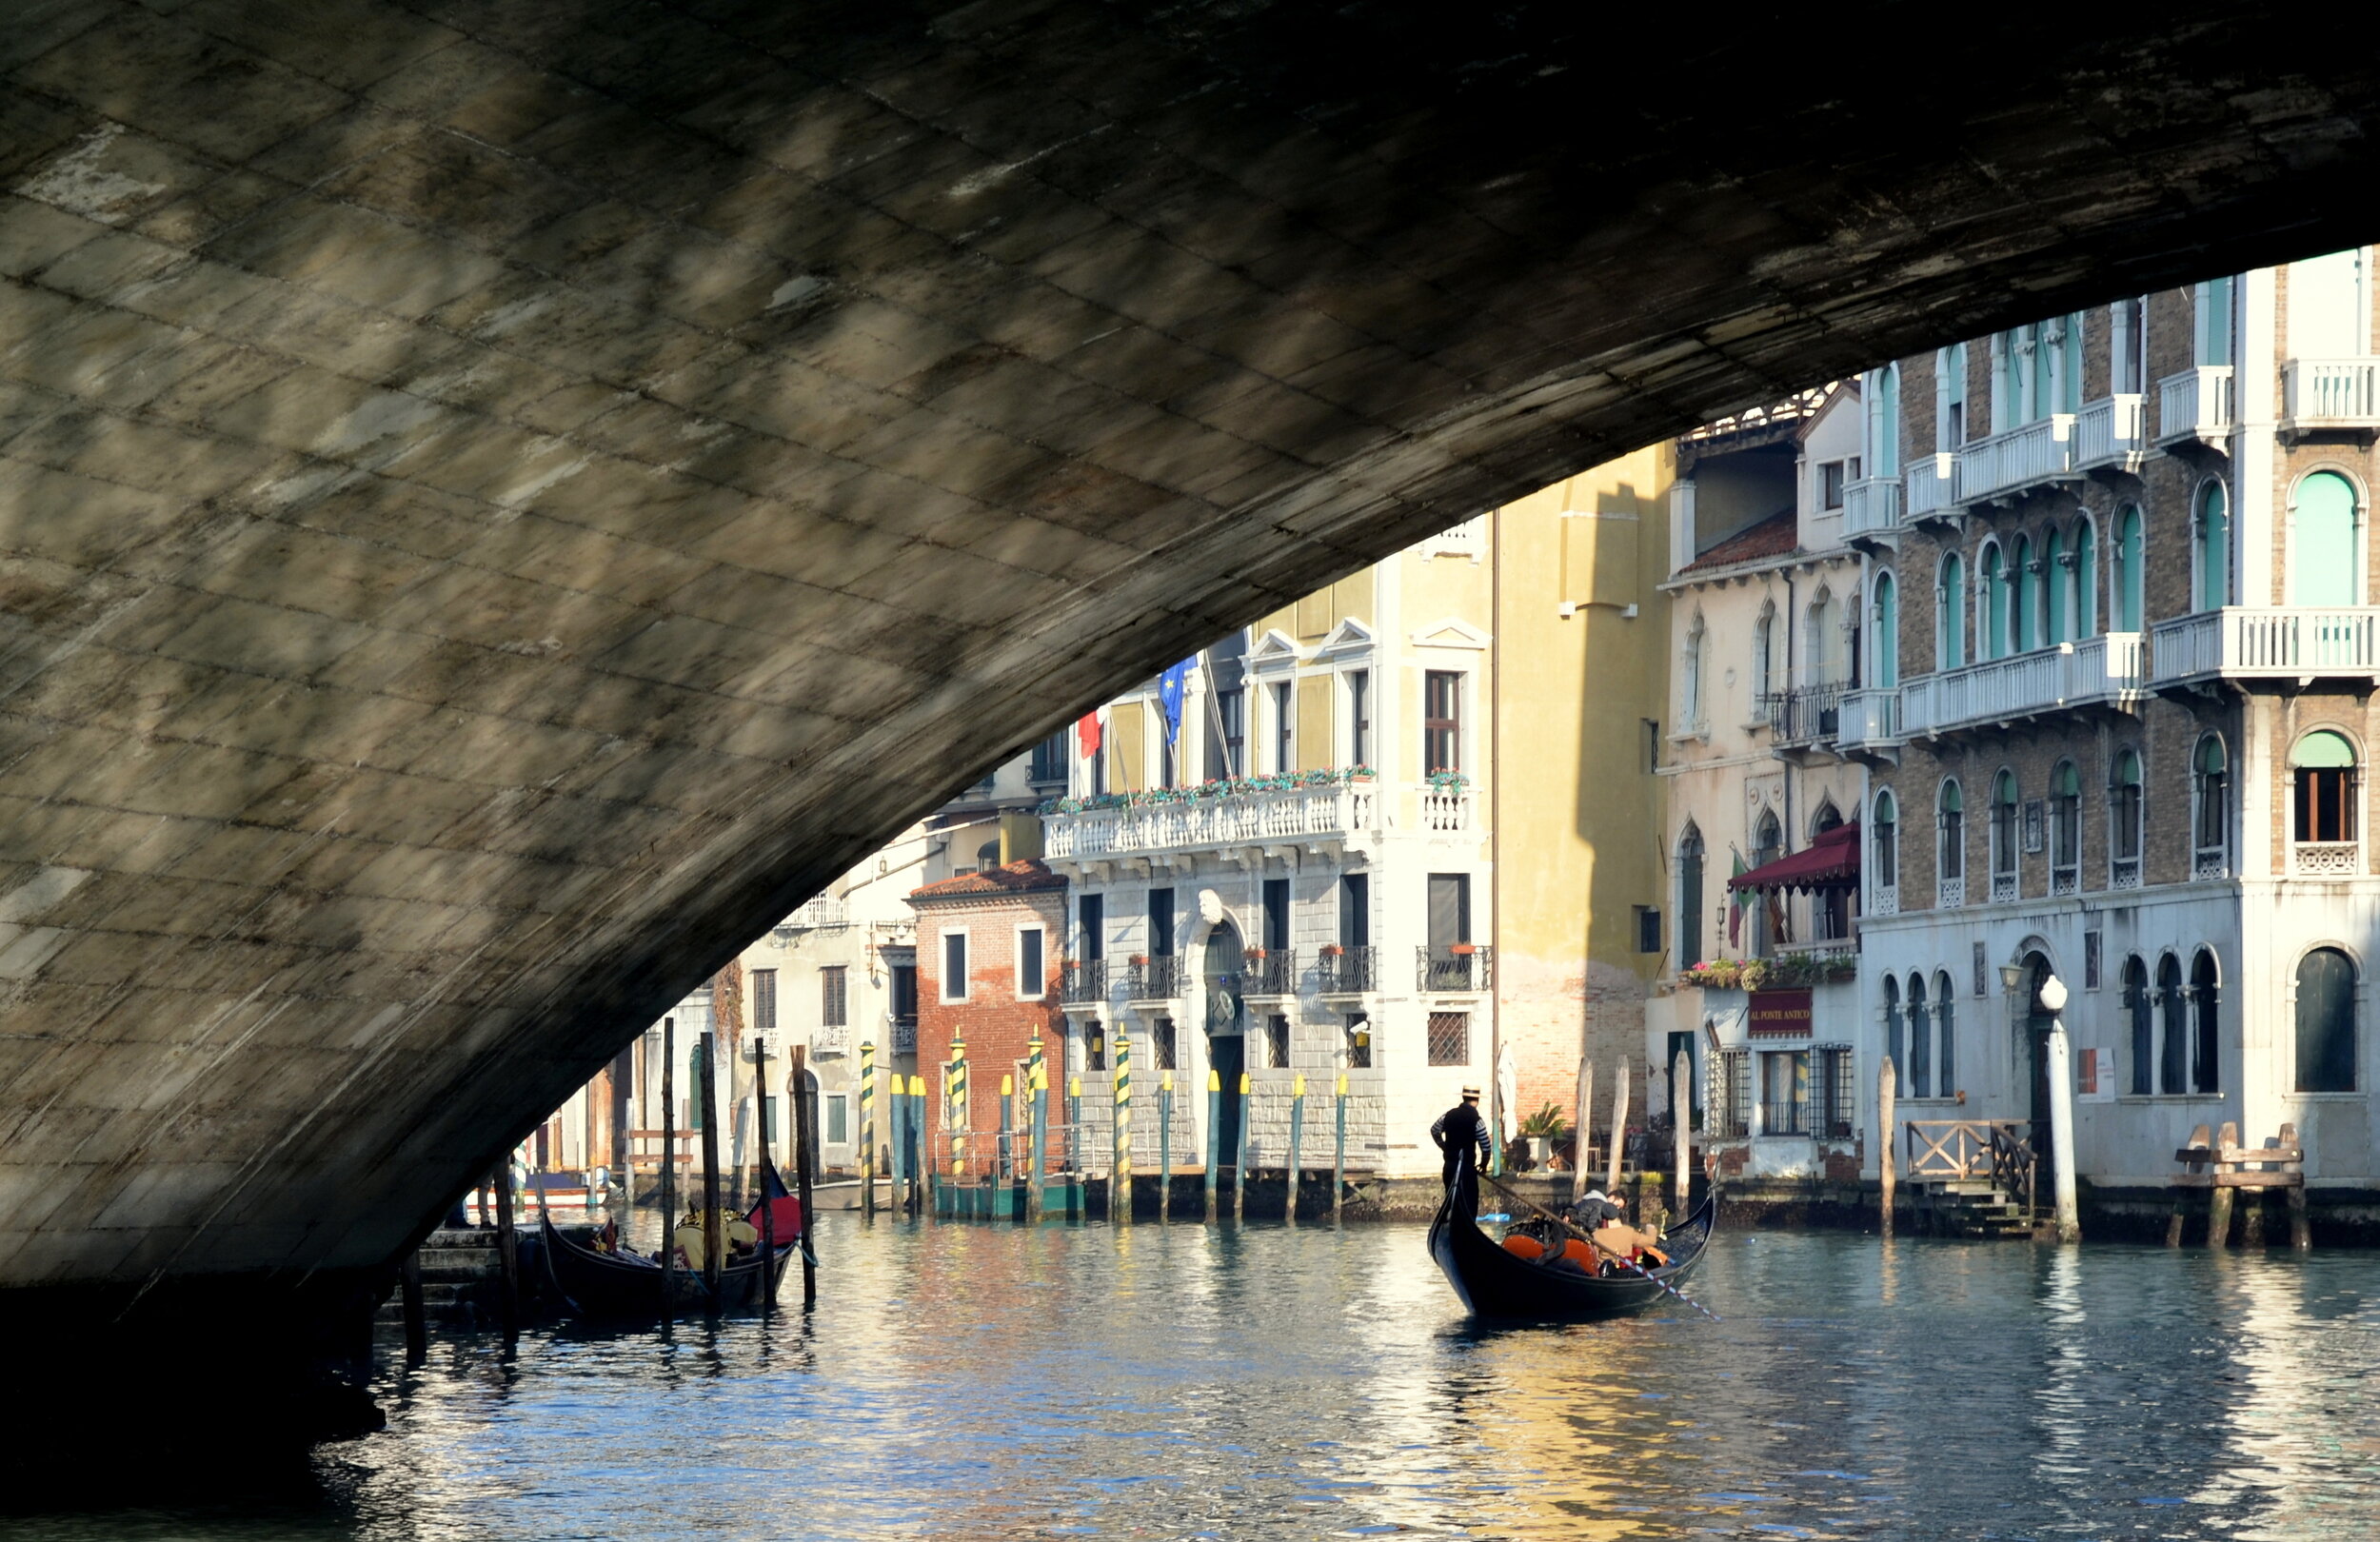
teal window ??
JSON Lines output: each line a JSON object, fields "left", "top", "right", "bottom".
{"left": 2045, "top": 529, "right": 2067, "bottom": 644}
{"left": 1983, "top": 544, "right": 2008, "bottom": 660}
{"left": 2115, "top": 507, "right": 2144, "bottom": 631}
{"left": 2295, "top": 947, "right": 2356, "bottom": 1094}
{"left": 2292, "top": 471, "right": 2361, "bottom": 606}
{"left": 2074, "top": 520, "right": 2097, "bottom": 635}
{"left": 1873, "top": 572, "right": 1898, "bottom": 688}
{"left": 2197, "top": 277, "right": 2233, "bottom": 366}
{"left": 1938, "top": 780, "right": 1964, "bottom": 881}
{"left": 1939, "top": 553, "right": 1966, "bottom": 669}
{"left": 1874, "top": 364, "right": 1901, "bottom": 478}
{"left": 1874, "top": 791, "right": 1898, "bottom": 889}
{"left": 2197, "top": 482, "right": 2231, "bottom": 611}
{"left": 2011, "top": 535, "right": 2033, "bottom": 652}
{"left": 2292, "top": 730, "right": 2358, "bottom": 844}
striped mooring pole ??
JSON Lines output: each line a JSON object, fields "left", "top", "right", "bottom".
{"left": 908, "top": 1075, "right": 927, "bottom": 1214}
{"left": 1159, "top": 1072, "right": 1174, "bottom": 1222}
{"left": 1333, "top": 1072, "right": 1347, "bottom": 1223}
{"left": 1204, "top": 1069, "right": 1221, "bottom": 1220}
{"left": 1026, "top": 1036, "right": 1047, "bottom": 1222}
{"left": 999, "top": 1075, "right": 1015, "bottom": 1182}
{"left": 1233, "top": 1071, "right": 1251, "bottom": 1221}
{"left": 948, "top": 1039, "right": 968, "bottom": 1184}
{"left": 1113, "top": 1030, "right": 1132, "bottom": 1225}
{"left": 1287, "top": 1073, "right": 1306, "bottom": 1225}
{"left": 1067, "top": 1075, "right": 1081, "bottom": 1177}
{"left": 859, "top": 1038, "right": 876, "bottom": 1220}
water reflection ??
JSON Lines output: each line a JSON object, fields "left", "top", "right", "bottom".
{"left": 5, "top": 1222, "right": 2378, "bottom": 1540}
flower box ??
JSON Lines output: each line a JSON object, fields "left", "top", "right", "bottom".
{"left": 1319, "top": 944, "right": 1344, "bottom": 958}
{"left": 1129, "top": 954, "right": 1149, "bottom": 967}
{"left": 1449, "top": 942, "right": 1477, "bottom": 956}
{"left": 1244, "top": 947, "right": 1268, "bottom": 960}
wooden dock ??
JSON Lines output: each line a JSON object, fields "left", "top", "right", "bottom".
{"left": 2168, "top": 1121, "right": 2310, "bottom": 1250}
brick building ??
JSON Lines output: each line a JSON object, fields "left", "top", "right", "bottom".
{"left": 1817, "top": 246, "right": 2380, "bottom": 1192}
{"left": 908, "top": 859, "right": 1069, "bottom": 1176}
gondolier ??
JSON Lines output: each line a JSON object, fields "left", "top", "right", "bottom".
{"left": 1431, "top": 1086, "right": 1493, "bottom": 1211}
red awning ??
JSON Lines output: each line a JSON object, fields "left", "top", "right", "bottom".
{"left": 1728, "top": 820, "right": 1860, "bottom": 894}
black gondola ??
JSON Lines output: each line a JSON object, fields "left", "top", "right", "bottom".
{"left": 541, "top": 1162, "right": 802, "bottom": 1320}
{"left": 1427, "top": 1184, "right": 1716, "bottom": 1320}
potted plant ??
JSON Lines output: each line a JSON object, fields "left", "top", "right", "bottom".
{"left": 1244, "top": 946, "right": 1268, "bottom": 960}
{"left": 1129, "top": 953, "right": 1149, "bottom": 967}
{"left": 1517, "top": 1103, "right": 1572, "bottom": 1169}
{"left": 1449, "top": 941, "right": 1477, "bottom": 956}
{"left": 1319, "top": 943, "right": 1344, "bottom": 958}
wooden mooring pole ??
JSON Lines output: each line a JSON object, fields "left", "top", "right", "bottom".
{"left": 698, "top": 1032, "right": 723, "bottom": 1295}
{"left": 1571, "top": 1058, "right": 1595, "bottom": 1202}
{"left": 1878, "top": 1057, "right": 1896, "bottom": 1241}
{"left": 860, "top": 1039, "right": 877, "bottom": 1221}
{"left": 1333, "top": 1073, "right": 1346, "bottom": 1224}
{"left": 1287, "top": 1075, "right": 1305, "bottom": 1225}
{"left": 1233, "top": 1072, "right": 1250, "bottom": 1221}
{"left": 791, "top": 1044, "right": 818, "bottom": 1308}
{"left": 1159, "top": 1073, "right": 1174, "bottom": 1223}
{"left": 1672, "top": 1049, "right": 1692, "bottom": 1219}
{"left": 1605, "top": 1056, "right": 1630, "bottom": 1197}
{"left": 661, "top": 1015, "right": 678, "bottom": 1300}
{"left": 2207, "top": 1120, "right": 2239, "bottom": 1250}
{"left": 1204, "top": 1070, "right": 1220, "bottom": 1220}
{"left": 757, "top": 1034, "right": 777, "bottom": 1311}
{"left": 400, "top": 1248, "right": 427, "bottom": 1361}
{"left": 492, "top": 1157, "right": 520, "bottom": 1334}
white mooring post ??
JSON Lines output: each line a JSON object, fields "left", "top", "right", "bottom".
{"left": 1571, "top": 1058, "right": 1596, "bottom": 1202}
{"left": 2040, "top": 974, "right": 2080, "bottom": 1244}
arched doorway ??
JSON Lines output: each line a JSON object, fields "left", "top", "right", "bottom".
{"left": 1203, "top": 920, "right": 1247, "bottom": 1165}
{"left": 2018, "top": 949, "right": 2056, "bottom": 1173}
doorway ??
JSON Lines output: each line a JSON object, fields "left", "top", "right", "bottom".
{"left": 2020, "top": 951, "right": 2054, "bottom": 1175}
{"left": 1204, "top": 920, "right": 1246, "bottom": 1163}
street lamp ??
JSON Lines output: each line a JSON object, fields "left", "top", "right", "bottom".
{"left": 1998, "top": 960, "right": 2027, "bottom": 995}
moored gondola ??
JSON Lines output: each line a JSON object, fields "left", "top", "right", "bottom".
{"left": 1427, "top": 1183, "right": 1716, "bottom": 1320}
{"left": 542, "top": 1161, "right": 803, "bottom": 1320}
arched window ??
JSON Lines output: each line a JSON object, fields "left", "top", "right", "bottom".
{"left": 1883, "top": 974, "right": 1903, "bottom": 1091}
{"left": 2112, "top": 296, "right": 2144, "bottom": 394}
{"left": 2050, "top": 761, "right": 2082, "bottom": 895}
{"left": 1937, "top": 780, "right": 1965, "bottom": 903}
{"left": 1752, "top": 602, "right": 1775, "bottom": 702}
{"left": 2291, "top": 731, "right": 2359, "bottom": 862}
{"left": 2192, "top": 735, "right": 2230, "bottom": 880}
{"left": 2291, "top": 470, "right": 2363, "bottom": 607}
{"left": 2044, "top": 527, "right": 2067, "bottom": 644}
{"left": 1682, "top": 612, "right": 1707, "bottom": 731}
{"left": 1938, "top": 552, "right": 1967, "bottom": 670}
{"left": 2294, "top": 947, "right": 2357, "bottom": 1094}
{"left": 1981, "top": 542, "right": 2009, "bottom": 660}
{"left": 2191, "top": 948, "right": 2220, "bottom": 1096}
{"left": 1677, "top": 824, "right": 1706, "bottom": 968}
{"left": 2157, "top": 953, "right": 2187, "bottom": 1095}
{"left": 2110, "top": 750, "right": 2144, "bottom": 886}
{"left": 1871, "top": 363, "right": 1902, "bottom": 479}
{"left": 2113, "top": 505, "right": 2144, "bottom": 632}
{"left": 1873, "top": 572, "right": 1898, "bottom": 689}
{"left": 2011, "top": 534, "right": 2034, "bottom": 653}
{"left": 1990, "top": 769, "right": 2019, "bottom": 900}
{"left": 2124, "top": 956, "right": 2153, "bottom": 1096}
{"left": 1907, "top": 972, "right": 1931, "bottom": 1098}
{"left": 2196, "top": 481, "right": 2230, "bottom": 611}
{"left": 1933, "top": 970, "right": 1957, "bottom": 1099}
{"left": 1873, "top": 789, "right": 1899, "bottom": 901}
{"left": 1751, "top": 811, "right": 1783, "bottom": 958}
{"left": 2073, "top": 517, "right": 2098, "bottom": 636}
{"left": 1938, "top": 343, "right": 1969, "bottom": 449}
{"left": 2196, "top": 276, "right": 2233, "bottom": 366}
{"left": 1807, "top": 588, "right": 1840, "bottom": 686}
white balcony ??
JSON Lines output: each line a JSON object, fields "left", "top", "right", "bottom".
{"left": 1903, "top": 453, "right": 1957, "bottom": 521}
{"left": 2294, "top": 841, "right": 2361, "bottom": 879}
{"left": 1042, "top": 779, "right": 1384, "bottom": 861}
{"left": 2155, "top": 366, "right": 2233, "bottom": 446}
{"left": 1900, "top": 633, "right": 2146, "bottom": 738}
{"left": 1842, "top": 476, "right": 1904, "bottom": 544}
{"left": 1835, "top": 687, "right": 1902, "bottom": 752}
{"left": 2281, "top": 358, "right": 2380, "bottom": 434}
{"left": 1955, "top": 414, "right": 2075, "bottom": 505}
{"left": 1937, "top": 875, "right": 1965, "bottom": 908}
{"left": 2152, "top": 607, "right": 2380, "bottom": 682}
{"left": 2073, "top": 394, "right": 2146, "bottom": 471}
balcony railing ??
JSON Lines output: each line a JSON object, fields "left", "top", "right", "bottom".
{"left": 891, "top": 1018, "right": 917, "bottom": 1056}
{"left": 1937, "top": 875, "right": 1965, "bottom": 908}
{"left": 1417, "top": 946, "right": 1494, "bottom": 994}
{"left": 1123, "top": 954, "right": 1183, "bottom": 999}
{"left": 2155, "top": 366, "right": 2233, "bottom": 445}
{"left": 813, "top": 1023, "right": 848, "bottom": 1056}
{"left": 1760, "top": 682, "right": 1847, "bottom": 744}
{"left": 1903, "top": 453, "right": 1957, "bottom": 521}
{"left": 1842, "top": 476, "right": 1904, "bottom": 542}
{"left": 2294, "top": 841, "right": 2360, "bottom": 879}
{"left": 1243, "top": 948, "right": 1296, "bottom": 997}
{"left": 2152, "top": 607, "right": 2380, "bottom": 682}
{"left": 2073, "top": 394, "right": 2146, "bottom": 470}
{"left": 1420, "top": 786, "right": 1477, "bottom": 834}
{"left": 1900, "top": 634, "right": 2144, "bottom": 738}
{"left": 2282, "top": 358, "right": 2380, "bottom": 432}
{"left": 1318, "top": 946, "right": 1377, "bottom": 995}
{"left": 776, "top": 894, "right": 848, "bottom": 936}
{"left": 1042, "top": 780, "right": 1379, "bottom": 860}
{"left": 1061, "top": 958, "right": 1108, "bottom": 1004}
{"left": 1990, "top": 871, "right": 2017, "bottom": 904}
{"left": 1835, "top": 687, "right": 1902, "bottom": 752}
{"left": 1955, "top": 414, "right": 2074, "bottom": 504}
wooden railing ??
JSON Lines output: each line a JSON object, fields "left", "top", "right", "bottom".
{"left": 1904, "top": 1119, "right": 2033, "bottom": 1185}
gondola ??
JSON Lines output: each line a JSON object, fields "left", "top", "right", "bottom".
{"left": 542, "top": 1160, "right": 803, "bottom": 1320}
{"left": 1427, "top": 1181, "right": 1716, "bottom": 1321}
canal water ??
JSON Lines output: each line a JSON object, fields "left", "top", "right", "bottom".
{"left": 7, "top": 1216, "right": 2377, "bottom": 1541}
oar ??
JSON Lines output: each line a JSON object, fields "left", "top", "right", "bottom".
{"left": 1479, "top": 1171, "right": 1721, "bottom": 1323}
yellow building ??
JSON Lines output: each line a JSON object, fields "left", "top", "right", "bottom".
{"left": 1040, "top": 446, "right": 1674, "bottom": 1175}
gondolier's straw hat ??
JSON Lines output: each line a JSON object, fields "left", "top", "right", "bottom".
{"left": 1459, "top": 1085, "right": 1480, "bottom": 1098}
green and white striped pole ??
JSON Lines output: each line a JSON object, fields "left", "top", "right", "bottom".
{"left": 1333, "top": 1072, "right": 1347, "bottom": 1224}
{"left": 1159, "top": 1072, "right": 1174, "bottom": 1223}
{"left": 1288, "top": 1073, "right": 1306, "bottom": 1225}
{"left": 1204, "top": 1069, "right": 1221, "bottom": 1221}
{"left": 1113, "top": 1031, "right": 1132, "bottom": 1226}
{"left": 860, "top": 1038, "right": 877, "bottom": 1220}
{"left": 1233, "top": 1071, "right": 1251, "bottom": 1221}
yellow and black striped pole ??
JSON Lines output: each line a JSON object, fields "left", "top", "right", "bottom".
{"left": 859, "top": 1038, "right": 876, "bottom": 1220}
{"left": 1113, "top": 1029, "right": 1132, "bottom": 1226}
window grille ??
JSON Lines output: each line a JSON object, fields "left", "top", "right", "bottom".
{"left": 1087, "top": 1021, "right": 1107, "bottom": 1073}
{"left": 1154, "top": 1017, "right": 1177, "bottom": 1072}
{"left": 1713, "top": 1048, "right": 1752, "bottom": 1137}
{"left": 820, "top": 965, "right": 845, "bottom": 1028}
{"left": 752, "top": 967, "right": 778, "bottom": 1030}
{"left": 1815, "top": 1043, "right": 1855, "bottom": 1138}
{"left": 1266, "top": 1014, "right": 1290, "bottom": 1069}
{"left": 1345, "top": 1013, "right": 1372, "bottom": 1069}
{"left": 1426, "top": 1012, "right": 1469, "bottom": 1067}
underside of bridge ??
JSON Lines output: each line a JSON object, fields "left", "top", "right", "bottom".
{"left": 2, "top": 0, "right": 2377, "bottom": 1456}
